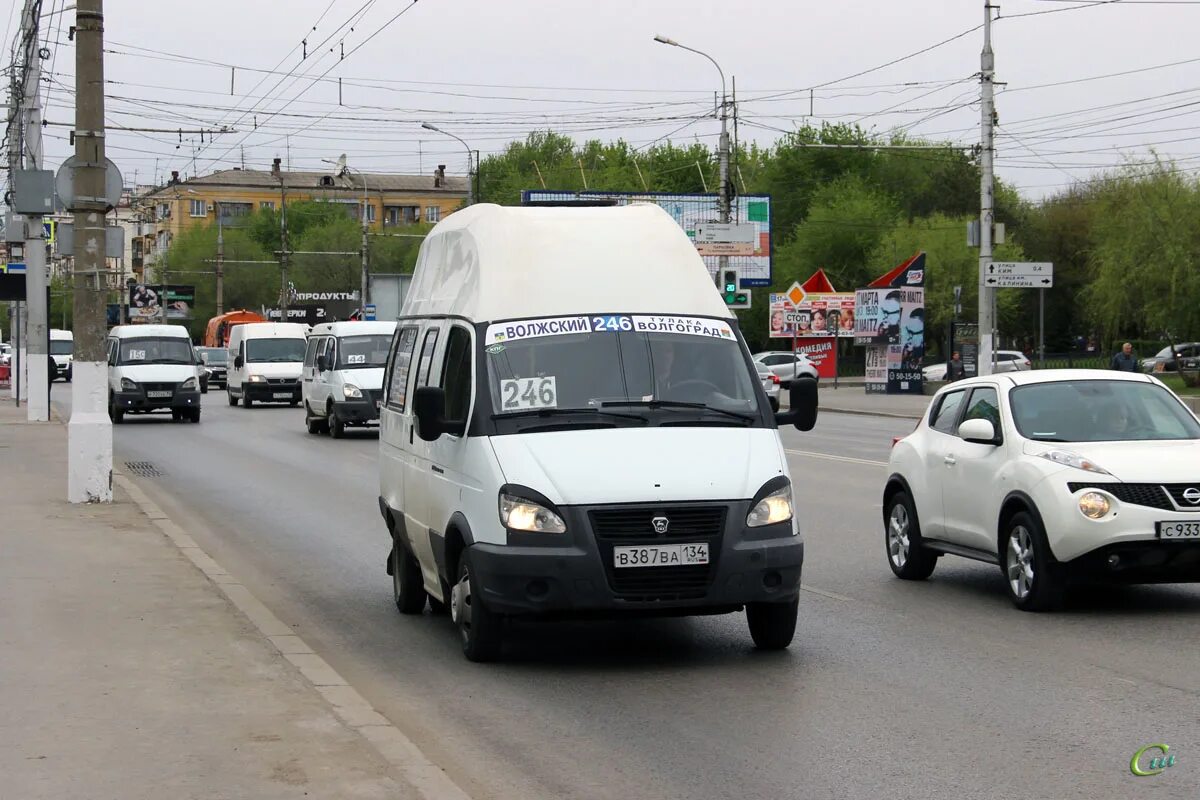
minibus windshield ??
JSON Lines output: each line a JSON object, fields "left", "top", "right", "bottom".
{"left": 246, "top": 338, "right": 307, "bottom": 363}
{"left": 118, "top": 337, "right": 194, "bottom": 365}
{"left": 484, "top": 314, "right": 760, "bottom": 422}
{"left": 50, "top": 340, "right": 74, "bottom": 355}
{"left": 337, "top": 335, "right": 391, "bottom": 369}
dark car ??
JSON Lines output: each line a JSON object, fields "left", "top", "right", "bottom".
{"left": 194, "top": 347, "right": 229, "bottom": 393}
{"left": 1142, "top": 342, "right": 1200, "bottom": 373}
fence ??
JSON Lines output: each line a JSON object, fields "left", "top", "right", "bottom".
{"left": 1033, "top": 352, "right": 1109, "bottom": 370}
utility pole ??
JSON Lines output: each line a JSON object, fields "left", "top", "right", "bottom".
{"left": 978, "top": 1, "right": 997, "bottom": 376}
{"left": 361, "top": 180, "right": 369, "bottom": 312}
{"left": 6, "top": 68, "right": 23, "bottom": 404}
{"left": 273, "top": 158, "right": 289, "bottom": 320}
{"left": 68, "top": 0, "right": 113, "bottom": 503}
{"left": 16, "top": 0, "right": 49, "bottom": 421}
{"left": 215, "top": 201, "right": 224, "bottom": 315}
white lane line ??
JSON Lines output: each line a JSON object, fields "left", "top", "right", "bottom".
{"left": 785, "top": 448, "right": 888, "bottom": 468}
{"left": 357, "top": 453, "right": 376, "bottom": 463}
{"left": 801, "top": 585, "right": 856, "bottom": 602}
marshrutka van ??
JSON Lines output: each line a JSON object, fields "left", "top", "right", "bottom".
{"left": 302, "top": 320, "right": 397, "bottom": 437}
{"left": 50, "top": 328, "right": 74, "bottom": 382}
{"left": 226, "top": 322, "right": 308, "bottom": 408}
{"left": 106, "top": 324, "right": 202, "bottom": 423}
{"left": 377, "top": 203, "right": 818, "bottom": 661}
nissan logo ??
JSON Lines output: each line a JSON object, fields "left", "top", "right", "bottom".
{"left": 1183, "top": 488, "right": 1200, "bottom": 505}
{"left": 651, "top": 516, "right": 670, "bottom": 534}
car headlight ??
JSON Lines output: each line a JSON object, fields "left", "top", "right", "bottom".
{"left": 747, "top": 483, "right": 794, "bottom": 527}
{"left": 181, "top": 377, "right": 196, "bottom": 390}
{"left": 120, "top": 377, "right": 138, "bottom": 391}
{"left": 1078, "top": 491, "right": 1111, "bottom": 519}
{"left": 1037, "top": 449, "right": 1110, "bottom": 474}
{"left": 343, "top": 384, "right": 363, "bottom": 399}
{"left": 499, "top": 493, "right": 566, "bottom": 533}
{"left": 248, "top": 374, "right": 266, "bottom": 383}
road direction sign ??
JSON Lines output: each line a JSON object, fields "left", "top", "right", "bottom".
{"left": 694, "top": 223, "right": 757, "bottom": 256}
{"left": 982, "top": 261, "right": 1054, "bottom": 288}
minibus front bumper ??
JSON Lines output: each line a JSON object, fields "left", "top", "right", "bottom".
{"left": 469, "top": 502, "right": 804, "bottom": 617}
{"left": 113, "top": 386, "right": 201, "bottom": 412}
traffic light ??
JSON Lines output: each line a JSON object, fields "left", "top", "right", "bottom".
{"left": 720, "top": 268, "right": 751, "bottom": 309}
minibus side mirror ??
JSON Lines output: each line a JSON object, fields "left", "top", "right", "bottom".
{"left": 774, "top": 376, "right": 818, "bottom": 432}
{"left": 234, "top": 355, "right": 244, "bottom": 369}
{"left": 316, "top": 354, "right": 329, "bottom": 372}
{"left": 413, "top": 386, "right": 465, "bottom": 441}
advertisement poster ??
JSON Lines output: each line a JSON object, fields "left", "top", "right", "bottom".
{"left": 129, "top": 284, "right": 195, "bottom": 321}
{"left": 865, "top": 345, "right": 888, "bottom": 394}
{"left": 794, "top": 337, "right": 839, "bottom": 379}
{"left": 856, "top": 252, "right": 925, "bottom": 395}
{"left": 266, "top": 300, "right": 359, "bottom": 325}
{"left": 769, "top": 293, "right": 855, "bottom": 339}
{"left": 951, "top": 322, "right": 980, "bottom": 379}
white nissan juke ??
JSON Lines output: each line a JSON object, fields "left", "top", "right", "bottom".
{"left": 883, "top": 370, "right": 1200, "bottom": 610}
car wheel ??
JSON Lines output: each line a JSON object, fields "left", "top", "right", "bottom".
{"left": 452, "top": 549, "right": 503, "bottom": 662}
{"left": 227, "top": 389, "right": 237, "bottom": 407}
{"left": 189, "top": 409, "right": 201, "bottom": 423}
{"left": 328, "top": 404, "right": 344, "bottom": 438}
{"left": 746, "top": 597, "right": 799, "bottom": 650}
{"left": 769, "top": 396, "right": 779, "bottom": 413}
{"left": 884, "top": 490, "right": 938, "bottom": 580}
{"left": 391, "top": 534, "right": 428, "bottom": 615}
{"left": 1003, "top": 511, "right": 1065, "bottom": 612}
{"left": 242, "top": 393, "right": 253, "bottom": 409}
{"left": 304, "top": 403, "right": 323, "bottom": 434}
{"left": 200, "top": 384, "right": 208, "bottom": 395}
{"left": 108, "top": 395, "right": 123, "bottom": 424}
{"left": 66, "top": 369, "right": 72, "bottom": 383}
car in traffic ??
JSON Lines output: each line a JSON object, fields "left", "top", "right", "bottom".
{"left": 302, "top": 320, "right": 397, "bottom": 437}
{"left": 106, "top": 324, "right": 202, "bottom": 423}
{"left": 752, "top": 350, "right": 819, "bottom": 386}
{"left": 923, "top": 350, "right": 1030, "bottom": 382}
{"left": 1141, "top": 342, "right": 1200, "bottom": 373}
{"left": 49, "top": 329, "right": 73, "bottom": 382}
{"left": 194, "top": 346, "right": 228, "bottom": 394}
{"left": 226, "top": 322, "right": 308, "bottom": 408}
{"left": 883, "top": 369, "right": 1200, "bottom": 611}
{"left": 379, "top": 203, "right": 818, "bottom": 661}
{"left": 755, "top": 361, "right": 781, "bottom": 411}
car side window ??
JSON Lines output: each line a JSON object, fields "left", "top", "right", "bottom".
{"left": 416, "top": 327, "right": 440, "bottom": 388}
{"left": 384, "top": 326, "right": 418, "bottom": 412}
{"left": 930, "top": 390, "right": 966, "bottom": 434}
{"left": 961, "top": 387, "right": 1001, "bottom": 436}
{"left": 440, "top": 326, "right": 473, "bottom": 425}
{"left": 303, "top": 336, "right": 320, "bottom": 369}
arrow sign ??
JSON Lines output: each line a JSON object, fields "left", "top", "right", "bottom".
{"left": 981, "top": 261, "right": 1054, "bottom": 289}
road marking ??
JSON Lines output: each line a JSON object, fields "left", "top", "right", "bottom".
{"left": 801, "top": 585, "right": 855, "bottom": 602}
{"left": 785, "top": 448, "right": 888, "bottom": 468}
{"left": 113, "top": 472, "right": 474, "bottom": 800}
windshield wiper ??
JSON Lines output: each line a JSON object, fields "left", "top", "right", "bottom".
{"left": 600, "top": 399, "right": 756, "bottom": 422}
{"left": 493, "top": 407, "right": 647, "bottom": 423}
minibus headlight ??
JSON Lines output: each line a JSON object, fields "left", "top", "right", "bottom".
{"left": 120, "top": 377, "right": 138, "bottom": 391}
{"left": 181, "top": 377, "right": 196, "bottom": 390}
{"left": 499, "top": 493, "right": 566, "bottom": 533}
{"left": 747, "top": 483, "right": 794, "bottom": 528}
{"left": 248, "top": 374, "right": 266, "bottom": 383}
{"left": 343, "top": 384, "right": 363, "bottom": 399}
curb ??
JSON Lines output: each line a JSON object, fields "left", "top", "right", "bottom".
{"left": 819, "top": 406, "right": 923, "bottom": 420}
{"left": 112, "top": 471, "right": 473, "bottom": 800}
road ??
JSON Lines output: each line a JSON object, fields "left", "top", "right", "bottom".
{"left": 51, "top": 384, "right": 1200, "bottom": 800}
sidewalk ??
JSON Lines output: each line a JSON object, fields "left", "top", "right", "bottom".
{"left": 817, "top": 386, "right": 930, "bottom": 419}
{"left": 0, "top": 404, "right": 417, "bottom": 800}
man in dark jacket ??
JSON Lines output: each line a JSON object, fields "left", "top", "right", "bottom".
{"left": 1111, "top": 342, "right": 1139, "bottom": 372}
{"left": 947, "top": 351, "right": 966, "bottom": 381}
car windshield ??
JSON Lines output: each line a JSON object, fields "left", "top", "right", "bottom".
{"left": 118, "top": 337, "right": 194, "bottom": 365}
{"left": 337, "top": 334, "right": 391, "bottom": 369}
{"left": 197, "top": 348, "right": 227, "bottom": 365}
{"left": 50, "top": 340, "right": 73, "bottom": 355}
{"left": 246, "top": 338, "right": 306, "bottom": 363}
{"left": 1011, "top": 379, "right": 1200, "bottom": 442}
{"left": 484, "top": 314, "right": 760, "bottom": 425}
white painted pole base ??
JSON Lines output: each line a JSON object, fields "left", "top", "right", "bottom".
{"left": 18, "top": 346, "right": 28, "bottom": 401}
{"left": 27, "top": 354, "right": 49, "bottom": 422}
{"left": 67, "top": 361, "right": 113, "bottom": 503}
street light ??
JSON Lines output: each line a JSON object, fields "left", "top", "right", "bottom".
{"left": 653, "top": 35, "right": 732, "bottom": 287}
{"left": 421, "top": 122, "right": 478, "bottom": 205}
{"left": 323, "top": 155, "right": 371, "bottom": 315}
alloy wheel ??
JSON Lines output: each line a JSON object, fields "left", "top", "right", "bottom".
{"left": 887, "top": 503, "right": 910, "bottom": 569}
{"left": 1007, "top": 525, "right": 1035, "bottom": 600}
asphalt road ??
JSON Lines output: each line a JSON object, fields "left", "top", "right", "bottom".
{"left": 51, "top": 384, "right": 1200, "bottom": 800}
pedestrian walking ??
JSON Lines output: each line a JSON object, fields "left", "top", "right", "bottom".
{"left": 1111, "top": 342, "right": 1139, "bottom": 372}
{"left": 947, "top": 351, "right": 966, "bottom": 381}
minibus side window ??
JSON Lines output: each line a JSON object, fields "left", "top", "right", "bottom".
{"left": 303, "top": 336, "right": 320, "bottom": 369}
{"left": 384, "top": 326, "right": 418, "bottom": 412}
{"left": 416, "top": 328, "right": 440, "bottom": 387}
{"left": 440, "top": 326, "right": 472, "bottom": 424}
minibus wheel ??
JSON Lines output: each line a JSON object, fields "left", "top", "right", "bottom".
{"left": 746, "top": 597, "right": 799, "bottom": 650}
{"left": 391, "top": 534, "right": 427, "bottom": 615}
{"left": 452, "top": 551, "right": 503, "bottom": 662}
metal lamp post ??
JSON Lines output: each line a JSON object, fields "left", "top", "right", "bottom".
{"left": 323, "top": 156, "right": 371, "bottom": 314}
{"left": 421, "top": 122, "right": 477, "bottom": 205}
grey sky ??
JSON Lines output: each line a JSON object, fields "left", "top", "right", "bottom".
{"left": 12, "top": 0, "right": 1200, "bottom": 199}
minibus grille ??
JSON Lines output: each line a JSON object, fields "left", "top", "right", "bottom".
{"left": 589, "top": 505, "right": 725, "bottom": 600}
{"left": 266, "top": 378, "right": 298, "bottom": 387}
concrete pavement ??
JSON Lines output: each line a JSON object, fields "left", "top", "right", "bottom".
{"left": 0, "top": 403, "right": 418, "bottom": 800}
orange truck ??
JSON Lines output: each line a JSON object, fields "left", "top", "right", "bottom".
{"left": 204, "top": 310, "right": 266, "bottom": 347}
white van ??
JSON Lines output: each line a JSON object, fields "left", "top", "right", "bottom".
{"left": 226, "top": 322, "right": 308, "bottom": 408}
{"left": 106, "top": 324, "right": 202, "bottom": 423}
{"left": 302, "top": 320, "right": 397, "bottom": 437}
{"left": 377, "top": 204, "right": 818, "bottom": 661}
{"left": 50, "top": 329, "right": 74, "bottom": 382}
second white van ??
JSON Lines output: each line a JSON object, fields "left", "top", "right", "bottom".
{"left": 106, "top": 324, "right": 202, "bottom": 423}
{"left": 50, "top": 329, "right": 74, "bottom": 382}
{"left": 302, "top": 320, "right": 397, "bottom": 437}
{"left": 226, "top": 322, "right": 308, "bottom": 408}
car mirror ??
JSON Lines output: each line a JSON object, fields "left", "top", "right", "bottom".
{"left": 234, "top": 355, "right": 244, "bottom": 369}
{"left": 958, "top": 418, "right": 999, "bottom": 445}
{"left": 775, "top": 375, "right": 818, "bottom": 431}
{"left": 316, "top": 354, "right": 328, "bottom": 372}
{"left": 413, "top": 386, "right": 449, "bottom": 441}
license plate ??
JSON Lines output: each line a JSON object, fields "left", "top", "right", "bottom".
{"left": 147, "top": 390, "right": 171, "bottom": 398}
{"left": 272, "top": 392, "right": 292, "bottom": 399}
{"left": 1157, "top": 521, "right": 1200, "bottom": 540}
{"left": 613, "top": 542, "right": 709, "bottom": 568}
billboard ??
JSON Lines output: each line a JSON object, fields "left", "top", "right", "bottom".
{"left": 857, "top": 252, "right": 925, "bottom": 395}
{"left": 794, "top": 336, "right": 839, "bottom": 379}
{"left": 521, "top": 190, "right": 772, "bottom": 286}
{"left": 129, "top": 284, "right": 195, "bottom": 321}
{"left": 770, "top": 292, "right": 855, "bottom": 339}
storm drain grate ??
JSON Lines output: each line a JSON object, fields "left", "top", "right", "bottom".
{"left": 124, "top": 461, "right": 165, "bottom": 478}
